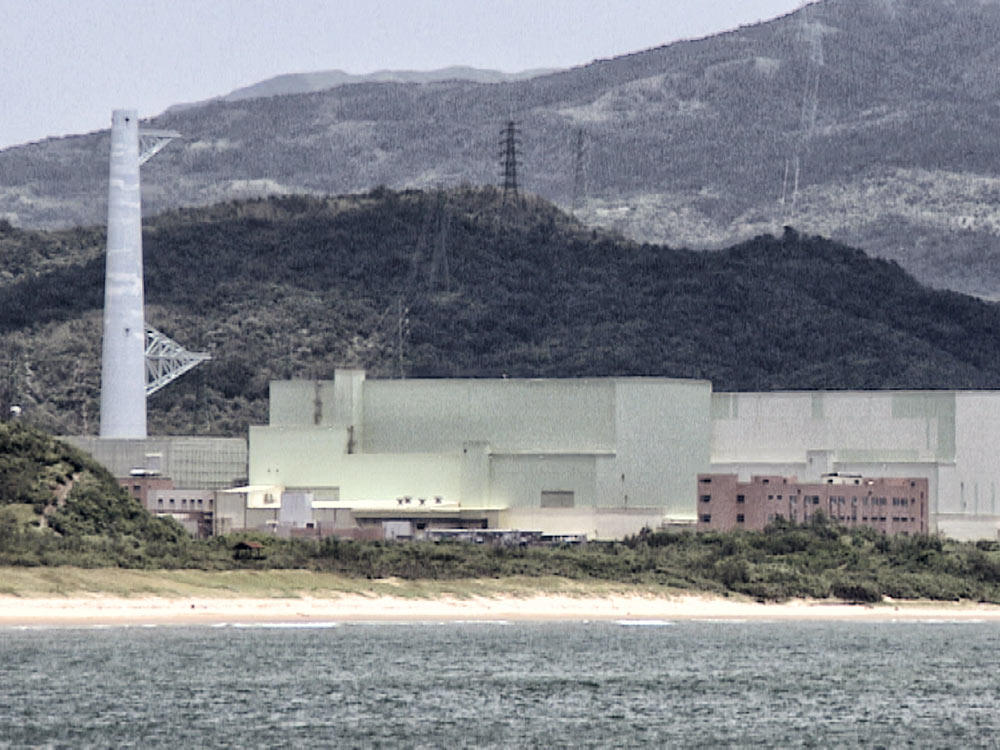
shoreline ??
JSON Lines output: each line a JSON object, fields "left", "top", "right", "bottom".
{"left": 4, "top": 592, "right": 1000, "bottom": 627}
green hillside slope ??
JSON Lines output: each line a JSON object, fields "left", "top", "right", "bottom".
{"left": 0, "top": 421, "right": 186, "bottom": 565}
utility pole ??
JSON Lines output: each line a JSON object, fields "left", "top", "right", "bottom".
{"left": 395, "top": 298, "right": 408, "bottom": 379}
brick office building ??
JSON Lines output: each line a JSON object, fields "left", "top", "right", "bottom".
{"left": 696, "top": 473, "right": 928, "bottom": 535}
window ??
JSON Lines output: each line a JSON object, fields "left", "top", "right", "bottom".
{"left": 700, "top": 514, "right": 711, "bottom": 523}
{"left": 700, "top": 495, "right": 711, "bottom": 503}
{"left": 541, "top": 491, "right": 574, "bottom": 508}
{"left": 699, "top": 477, "right": 712, "bottom": 483}
{"left": 736, "top": 514, "right": 745, "bottom": 524}
{"left": 736, "top": 495, "right": 745, "bottom": 504}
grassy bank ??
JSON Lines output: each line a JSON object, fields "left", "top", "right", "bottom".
{"left": 0, "top": 567, "right": 686, "bottom": 600}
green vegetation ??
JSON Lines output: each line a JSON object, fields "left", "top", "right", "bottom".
{"left": 0, "top": 421, "right": 188, "bottom": 566}
{"left": 4, "top": 189, "right": 1000, "bottom": 435}
{"left": 5, "top": 519, "right": 1000, "bottom": 604}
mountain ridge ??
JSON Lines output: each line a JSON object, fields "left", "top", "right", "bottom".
{"left": 2, "top": 0, "right": 1000, "bottom": 296}
{"left": 166, "top": 65, "right": 560, "bottom": 113}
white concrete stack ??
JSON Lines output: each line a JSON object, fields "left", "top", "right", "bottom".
{"left": 99, "top": 109, "right": 147, "bottom": 439}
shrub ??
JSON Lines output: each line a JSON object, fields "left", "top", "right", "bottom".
{"left": 831, "top": 578, "right": 882, "bottom": 603}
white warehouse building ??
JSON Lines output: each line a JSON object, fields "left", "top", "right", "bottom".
{"left": 223, "top": 369, "right": 1000, "bottom": 540}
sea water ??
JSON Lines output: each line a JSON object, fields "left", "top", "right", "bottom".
{"left": 1, "top": 620, "right": 999, "bottom": 747}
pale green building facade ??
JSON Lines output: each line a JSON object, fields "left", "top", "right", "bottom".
{"left": 241, "top": 370, "right": 712, "bottom": 539}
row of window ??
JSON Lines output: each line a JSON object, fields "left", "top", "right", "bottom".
{"left": 834, "top": 516, "right": 919, "bottom": 524}
{"left": 156, "top": 497, "right": 213, "bottom": 507}
{"left": 700, "top": 515, "right": 748, "bottom": 524}
{"left": 704, "top": 494, "right": 920, "bottom": 507}
{"left": 704, "top": 513, "right": 920, "bottom": 524}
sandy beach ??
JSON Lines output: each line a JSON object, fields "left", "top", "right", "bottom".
{"left": 3, "top": 592, "right": 1000, "bottom": 627}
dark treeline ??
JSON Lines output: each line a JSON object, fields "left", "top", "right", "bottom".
{"left": 4, "top": 188, "right": 1000, "bottom": 435}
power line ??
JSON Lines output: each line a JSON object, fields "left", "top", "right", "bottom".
{"left": 780, "top": 18, "right": 823, "bottom": 215}
{"left": 571, "top": 128, "right": 587, "bottom": 215}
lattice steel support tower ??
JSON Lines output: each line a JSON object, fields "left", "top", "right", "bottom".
{"left": 500, "top": 120, "right": 520, "bottom": 203}
{"left": 99, "top": 109, "right": 205, "bottom": 438}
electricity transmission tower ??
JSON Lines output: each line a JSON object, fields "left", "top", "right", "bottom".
{"left": 780, "top": 19, "right": 823, "bottom": 213}
{"left": 428, "top": 191, "right": 451, "bottom": 291}
{"left": 500, "top": 120, "right": 520, "bottom": 204}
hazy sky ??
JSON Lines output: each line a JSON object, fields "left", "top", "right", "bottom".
{"left": 1, "top": 0, "right": 806, "bottom": 150}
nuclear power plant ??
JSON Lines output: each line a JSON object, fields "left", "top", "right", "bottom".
{"left": 66, "top": 110, "right": 1000, "bottom": 543}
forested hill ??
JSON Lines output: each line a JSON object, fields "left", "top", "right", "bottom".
{"left": 3, "top": 188, "right": 1000, "bottom": 436}
{"left": 8, "top": 0, "right": 1000, "bottom": 296}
